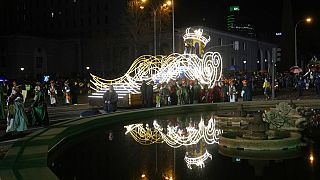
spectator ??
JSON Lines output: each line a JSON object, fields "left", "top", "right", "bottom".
{"left": 229, "top": 81, "right": 237, "bottom": 102}
{"left": 48, "top": 80, "right": 57, "bottom": 107}
{"left": 103, "top": 85, "right": 118, "bottom": 113}
{"left": 241, "top": 80, "right": 252, "bottom": 101}
{"left": 263, "top": 78, "right": 271, "bottom": 100}
{"left": 146, "top": 81, "right": 154, "bottom": 107}
{"left": 297, "top": 77, "right": 306, "bottom": 97}
{"left": 192, "top": 79, "right": 201, "bottom": 104}
{"left": 140, "top": 80, "right": 147, "bottom": 107}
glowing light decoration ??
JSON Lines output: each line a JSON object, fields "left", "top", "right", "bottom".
{"left": 124, "top": 117, "right": 223, "bottom": 148}
{"left": 184, "top": 149, "right": 212, "bottom": 169}
{"left": 89, "top": 28, "right": 222, "bottom": 100}
{"left": 153, "top": 118, "right": 223, "bottom": 148}
{"left": 124, "top": 123, "right": 163, "bottom": 145}
{"left": 183, "top": 28, "right": 211, "bottom": 46}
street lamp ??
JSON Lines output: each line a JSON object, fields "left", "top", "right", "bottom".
{"left": 20, "top": 67, "right": 25, "bottom": 71}
{"left": 171, "top": 0, "right": 174, "bottom": 53}
{"left": 243, "top": 60, "right": 247, "bottom": 71}
{"left": 86, "top": 66, "right": 90, "bottom": 70}
{"left": 294, "top": 17, "right": 312, "bottom": 66}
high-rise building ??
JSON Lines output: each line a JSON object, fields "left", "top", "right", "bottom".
{"left": 226, "top": 3, "right": 256, "bottom": 38}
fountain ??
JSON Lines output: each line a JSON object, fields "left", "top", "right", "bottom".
{"left": 218, "top": 102, "right": 311, "bottom": 159}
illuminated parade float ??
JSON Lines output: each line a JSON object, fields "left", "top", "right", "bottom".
{"left": 89, "top": 27, "right": 223, "bottom": 106}
{"left": 124, "top": 116, "right": 223, "bottom": 169}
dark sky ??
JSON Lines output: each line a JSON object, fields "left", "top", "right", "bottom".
{"left": 175, "top": 0, "right": 320, "bottom": 38}
{"left": 174, "top": 0, "right": 320, "bottom": 56}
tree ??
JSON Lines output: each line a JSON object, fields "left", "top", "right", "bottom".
{"left": 125, "top": 0, "right": 172, "bottom": 57}
{"left": 126, "top": 0, "right": 152, "bottom": 57}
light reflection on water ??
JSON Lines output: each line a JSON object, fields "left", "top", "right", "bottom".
{"left": 49, "top": 112, "right": 320, "bottom": 179}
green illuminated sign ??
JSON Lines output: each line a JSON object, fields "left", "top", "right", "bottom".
{"left": 230, "top": 6, "right": 240, "bottom": 12}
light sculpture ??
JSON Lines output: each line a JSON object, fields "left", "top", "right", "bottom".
{"left": 124, "top": 118, "right": 222, "bottom": 148}
{"left": 184, "top": 149, "right": 212, "bottom": 169}
{"left": 89, "top": 27, "right": 222, "bottom": 101}
{"left": 153, "top": 117, "right": 223, "bottom": 148}
{"left": 183, "top": 28, "right": 210, "bottom": 46}
{"left": 124, "top": 123, "right": 163, "bottom": 145}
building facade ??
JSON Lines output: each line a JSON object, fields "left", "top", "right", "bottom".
{"left": 0, "top": 26, "right": 277, "bottom": 79}
{"left": 175, "top": 27, "right": 277, "bottom": 73}
{"left": 0, "top": 0, "right": 276, "bottom": 80}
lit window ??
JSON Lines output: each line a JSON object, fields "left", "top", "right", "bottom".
{"left": 51, "top": 12, "right": 54, "bottom": 18}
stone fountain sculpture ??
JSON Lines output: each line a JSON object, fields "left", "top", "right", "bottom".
{"left": 262, "top": 102, "right": 310, "bottom": 131}
{"left": 218, "top": 102, "right": 312, "bottom": 157}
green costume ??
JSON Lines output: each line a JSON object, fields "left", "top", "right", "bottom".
{"left": 31, "top": 90, "right": 49, "bottom": 126}
{"left": 6, "top": 95, "right": 28, "bottom": 133}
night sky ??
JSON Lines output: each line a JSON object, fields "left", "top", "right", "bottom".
{"left": 174, "top": 0, "right": 320, "bottom": 56}
{"left": 175, "top": 1, "right": 319, "bottom": 36}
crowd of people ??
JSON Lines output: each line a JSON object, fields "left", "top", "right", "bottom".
{"left": 0, "top": 78, "right": 91, "bottom": 135}
{"left": 140, "top": 71, "right": 320, "bottom": 108}
{"left": 1, "top": 70, "right": 320, "bottom": 135}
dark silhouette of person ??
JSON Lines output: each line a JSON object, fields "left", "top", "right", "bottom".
{"left": 140, "top": 80, "right": 147, "bottom": 107}
{"left": 146, "top": 81, "right": 154, "bottom": 108}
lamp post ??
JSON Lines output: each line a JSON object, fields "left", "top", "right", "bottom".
{"left": 294, "top": 17, "right": 312, "bottom": 66}
{"left": 243, "top": 60, "right": 247, "bottom": 71}
{"left": 171, "top": 0, "right": 174, "bottom": 53}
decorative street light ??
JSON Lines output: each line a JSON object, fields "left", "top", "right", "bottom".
{"left": 294, "top": 17, "right": 312, "bottom": 66}
{"left": 243, "top": 60, "right": 247, "bottom": 71}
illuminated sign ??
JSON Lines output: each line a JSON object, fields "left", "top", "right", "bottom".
{"left": 230, "top": 6, "right": 240, "bottom": 12}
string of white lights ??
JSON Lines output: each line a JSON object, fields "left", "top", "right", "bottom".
{"left": 184, "top": 149, "right": 212, "bottom": 169}
{"left": 124, "top": 117, "right": 223, "bottom": 148}
{"left": 89, "top": 28, "right": 223, "bottom": 100}
{"left": 153, "top": 118, "right": 223, "bottom": 148}
{"left": 124, "top": 123, "right": 163, "bottom": 145}
{"left": 183, "top": 28, "right": 211, "bottom": 46}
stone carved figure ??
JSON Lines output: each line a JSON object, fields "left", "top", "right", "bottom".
{"left": 262, "top": 102, "right": 310, "bottom": 131}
